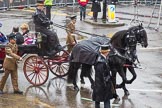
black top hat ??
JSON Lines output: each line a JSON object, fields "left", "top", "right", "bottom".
{"left": 70, "top": 15, "right": 77, "bottom": 20}
{"left": 100, "top": 44, "right": 110, "bottom": 52}
{"left": 37, "top": 0, "right": 44, "bottom": 4}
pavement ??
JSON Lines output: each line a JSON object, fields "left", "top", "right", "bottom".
{"left": 84, "top": 4, "right": 161, "bottom": 31}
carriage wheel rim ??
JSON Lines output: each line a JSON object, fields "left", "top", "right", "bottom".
{"left": 48, "top": 50, "right": 69, "bottom": 77}
{"left": 23, "top": 55, "right": 49, "bottom": 86}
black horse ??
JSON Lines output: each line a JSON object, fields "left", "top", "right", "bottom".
{"left": 67, "top": 36, "right": 110, "bottom": 90}
{"left": 67, "top": 24, "right": 148, "bottom": 99}
{"left": 109, "top": 24, "right": 148, "bottom": 97}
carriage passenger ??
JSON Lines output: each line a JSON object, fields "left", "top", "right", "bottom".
{"left": 32, "top": 0, "right": 63, "bottom": 56}
{"left": 8, "top": 26, "right": 24, "bottom": 45}
{"left": 0, "top": 34, "right": 23, "bottom": 94}
{"left": 92, "top": 45, "right": 114, "bottom": 108}
{"left": 20, "top": 23, "right": 35, "bottom": 45}
{"left": 0, "top": 22, "right": 8, "bottom": 44}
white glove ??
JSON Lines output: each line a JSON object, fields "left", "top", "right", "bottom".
{"left": 19, "top": 57, "right": 23, "bottom": 61}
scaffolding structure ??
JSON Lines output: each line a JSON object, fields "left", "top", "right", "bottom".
{"left": 147, "top": 0, "right": 162, "bottom": 31}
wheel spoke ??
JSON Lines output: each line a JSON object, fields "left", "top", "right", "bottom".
{"left": 38, "top": 73, "right": 45, "bottom": 81}
{"left": 27, "top": 72, "right": 35, "bottom": 77}
{"left": 61, "top": 64, "right": 68, "bottom": 71}
{"left": 37, "top": 74, "right": 41, "bottom": 84}
{"left": 31, "top": 73, "right": 36, "bottom": 81}
{"left": 35, "top": 74, "right": 38, "bottom": 84}
{"left": 60, "top": 65, "right": 65, "bottom": 75}
{"left": 39, "top": 71, "right": 47, "bottom": 77}
{"left": 50, "top": 64, "right": 57, "bottom": 70}
{"left": 26, "top": 63, "right": 34, "bottom": 69}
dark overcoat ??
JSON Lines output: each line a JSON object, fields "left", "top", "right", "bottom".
{"left": 92, "top": 54, "right": 113, "bottom": 102}
{"left": 91, "top": 0, "right": 101, "bottom": 12}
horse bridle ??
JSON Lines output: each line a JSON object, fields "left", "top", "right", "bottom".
{"left": 136, "top": 29, "right": 146, "bottom": 47}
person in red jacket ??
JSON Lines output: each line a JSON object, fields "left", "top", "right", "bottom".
{"left": 78, "top": 0, "right": 89, "bottom": 21}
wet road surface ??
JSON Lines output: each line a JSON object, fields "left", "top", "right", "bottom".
{"left": 0, "top": 5, "right": 162, "bottom": 108}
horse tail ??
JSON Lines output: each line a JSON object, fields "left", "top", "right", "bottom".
{"left": 67, "top": 62, "right": 80, "bottom": 84}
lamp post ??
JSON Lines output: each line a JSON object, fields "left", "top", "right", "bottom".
{"left": 102, "top": 0, "right": 107, "bottom": 23}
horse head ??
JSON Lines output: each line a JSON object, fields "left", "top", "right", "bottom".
{"left": 128, "top": 24, "right": 148, "bottom": 48}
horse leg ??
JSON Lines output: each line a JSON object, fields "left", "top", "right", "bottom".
{"left": 111, "top": 69, "right": 120, "bottom": 104}
{"left": 81, "top": 64, "right": 94, "bottom": 88}
{"left": 116, "top": 67, "right": 127, "bottom": 89}
{"left": 80, "top": 64, "right": 85, "bottom": 84}
{"left": 117, "top": 67, "right": 130, "bottom": 96}
{"left": 87, "top": 73, "right": 94, "bottom": 89}
{"left": 126, "top": 67, "right": 137, "bottom": 84}
{"left": 67, "top": 62, "right": 80, "bottom": 91}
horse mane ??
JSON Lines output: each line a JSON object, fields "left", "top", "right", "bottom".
{"left": 110, "top": 30, "right": 128, "bottom": 49}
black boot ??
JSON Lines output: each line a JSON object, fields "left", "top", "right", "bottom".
{"left": 47, "top": 50, "right": 57, "bottom": 56}
{"left": 56, "top": 45, "right": 63, "bottom": 51}
{"left": 14, "top": 90, "right": 23, "bottom": 94}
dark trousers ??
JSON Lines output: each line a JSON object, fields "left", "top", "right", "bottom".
{"left": 102, "top": 0, "right": 107, "bottom": 20}
{"left": 35, "top": 26, "right": 60, "bottom": 51}
{"left": 46, "top": 5, "right": 52, "bottom": 20}
{"left": 95, "top": 100, "right": 110, "bottom": 108}
{"left": 93, "top": 12, "right": 98, "bottom": 21}
{"left": 80, "top": 11, "right": 86, "bottom": 20}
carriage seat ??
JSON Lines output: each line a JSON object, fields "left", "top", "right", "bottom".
{"left": 18, "top": 44, "right": 38, "bottom": 56}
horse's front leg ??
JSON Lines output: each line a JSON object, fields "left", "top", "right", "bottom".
{"left": 117, "top": 66, "right": 132, "bottom": 88}
{"left": 80, "top": 70, "right": 85, "bottom": 84}
{"left": 111, "top": 69, "right": 120, "bottom": 104}
{"left": 87, "top": 74, "right": 94, "bottom": 89}
{"left": 117, "top": 67, "right": 130, "bottom": 96}
{"left": 126, "top": 67, "right": 137, "bottom": 84}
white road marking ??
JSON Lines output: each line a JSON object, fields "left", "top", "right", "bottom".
{"left": 140, "top": 47, "right": 162, "bottom": 50}
{"left": 126, "top": 88, "right": 162, "bottom": 93}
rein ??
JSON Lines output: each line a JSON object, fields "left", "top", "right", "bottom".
{"left": 52, "top": 23, "right": 107, "bottom": 37}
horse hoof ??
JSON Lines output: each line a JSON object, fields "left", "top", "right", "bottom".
{"left": 116, "top": 84, "right": 122, "bottom": 88}
{"left": 91, "top": 85, "right": 94, "bottom": 89}
{"left": 112, "top": 96, "right": 120, "bottom": 104}
{"left": 74, "top": 86, "right": 79, "bottom": 91}
{"left": 80, "top": 80, "right": 85, "bottom": 84}
{"left": 122, "top": 95, "right": 128, "bottom": 99}
{"left": 124, "top": 91, "right": 130, "bottom": 96}
{"left": 126, "top": 80, "right": 133, "bottom": 84}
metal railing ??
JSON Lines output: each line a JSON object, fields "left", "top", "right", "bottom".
{"left": 0, "top": 0, "right": 161, "bottom": 10}
{"left": 0, "top": 0, "right": 78, "bottom": 10}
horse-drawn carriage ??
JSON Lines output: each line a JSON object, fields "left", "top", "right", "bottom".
{"left": 0, "top": 32, "right": 70, "bottom": 86}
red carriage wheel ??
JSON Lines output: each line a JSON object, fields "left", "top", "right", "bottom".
{"left": 48, "top": 50, "right": 70, "bottom": 77}
{"left": 23, "top": 55, "right": 49, "bottom": 86}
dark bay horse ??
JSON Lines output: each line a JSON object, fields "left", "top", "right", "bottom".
{"left": 67, "top": 24, "right": 148, "bottom": 100}
{"left": 109, "top": 24, "right": 148, "bottom": 96}
{"left": 67, "top": 36, "right": 110, "bottom": 89}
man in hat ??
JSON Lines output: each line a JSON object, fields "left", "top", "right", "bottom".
{"left": 66, "top": 15, "right": 77, "bottom": 53}
{"left": 0, "top": 34, "right": 23, "bottom": 94}
{"left": 33, "top": 0, "right": 63, "bottom": 56}
{"left": 92, "top": 44, "right": 113, "bottom": 108}
{"left": 91, "top": 0, "right": 101, "bottom": 22}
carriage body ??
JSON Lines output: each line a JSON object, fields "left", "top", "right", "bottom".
{"left": 0, "top": 33, "right": 70, "bottom": 86}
